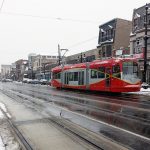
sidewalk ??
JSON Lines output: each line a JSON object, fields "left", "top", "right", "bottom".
{"left": 0, "top": 103, "right": 20, "bottom": 150}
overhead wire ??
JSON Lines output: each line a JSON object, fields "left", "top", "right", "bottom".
{"left": 67, "top": 36, "right": 98, "bottom": 49}
{"left": 1, "top": 11, "right": 99, "bottom": 24}
{"left": 0, "top": 0, "right": 99, "bottom": 53}
{"left": 0, "top": 0, "right": 5, "bottom": 12}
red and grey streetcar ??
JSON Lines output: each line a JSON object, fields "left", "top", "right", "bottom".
{"left": 51, "top": 57, "right": 141, "bottom": 92}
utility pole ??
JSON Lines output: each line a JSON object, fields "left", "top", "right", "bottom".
{"left": 58, "top": 44, "right": 61, "bottom": 65}
{"left": 80, "top": 53, "right": 83, "bottom": 63}
{"left": 143, "top": 4, "right": 148, "bottom": 83}
{"left": 43, "top": 63, "right": 45, "bottom": 79}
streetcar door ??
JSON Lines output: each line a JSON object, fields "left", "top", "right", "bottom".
{"left": 79, "top": 71, "right": 84, "bottom": 85}
{"left": 105, "top": 67, "right": 111, "bottom": 88}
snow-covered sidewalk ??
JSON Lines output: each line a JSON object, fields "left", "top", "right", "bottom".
{"left": 0, "top": 103, "right": 20, "bottom": 150}
{"left": 130, "top": 87, "right": 150, "bottom": 96}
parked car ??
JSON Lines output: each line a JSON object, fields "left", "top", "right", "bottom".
{"left": 6, "top": 79, "right": 13, "bottom": 82}
{"left": 2, "top": 78, "right": 13, "bottom": 82}
{"left": 1, "top": 78, "right": 6, "bottom": 82}
{"left": 26, "top": 79, "right": 33, "bottom": 84}
{"left": 31, "top": 79, "right": 40, "bottom": 84}
{"left": 40, "top": 79, "right": 48, "bottom": 85}
{"left": 141, "top": 82, "right": 149, "bottom": 89}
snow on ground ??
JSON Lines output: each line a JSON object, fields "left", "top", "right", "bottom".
{"left": 0, "top": 134, "right": 5, "bottom": 150}
{"left": 0, "top": 103, "right": 7, "bottom": 112}
{"left": 131, "top": 88, "right": 150, "bottom": 96}
{"left": 0, "top": 103, "right": 11, "bottom": 119}
{"left": 0, "top": 103, "right": 20, "bottom": 150}
{"left": 0, "top": 110, "right": 4, "bottom": 119}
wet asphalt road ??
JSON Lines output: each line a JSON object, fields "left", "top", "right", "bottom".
{"left": 0, "top": 82, "right": 150, "bottom": 150}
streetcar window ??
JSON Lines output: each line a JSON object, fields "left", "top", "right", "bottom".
{"left": 53, "top": 72, "right": 60, "bottom": 79}
{"left": 64, "top": 72, "right": 66, "bottom": 84}
{"left": 57, "top": 73, "right": 60, "bottom": 79}
{"left": 98, "top": 67, "right": 105, "bottom": 78}
{"left": 79, "top": 71, "right": 84, "bottom": 85}
{"left": 91, "top": 70, "right": 97, "bottom": 78}
{"left": 65, "top": 72, "right": 69, "bottom": 84}
{"left": 133, "top": 62, "right": 138, "bottom": 74}
{"left": 69, "top": 72, "right": 74, "bottom": 81}
{"left": 112, "top": 64, "right": 121, "bottom": 78}
{"left": 74, "top": 72, "right": 78, "bottom": 81}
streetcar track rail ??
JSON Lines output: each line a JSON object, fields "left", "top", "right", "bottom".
{"left": 12, "top": 87, "right": 150, "bottom": 111}
{"left": 0, "top": 107, "right": 33, "bottom": 150}
{"left": 10, "top": 88, "right": 150, "bottom": 120}
{"left": 11, "top": 88, "right": 150, "bottom": 122}
{"left": 22, "top": 86, "right": 150, "bottom": 107}
{"left": 46, "top": 116, "right": 129, "bottom": 150}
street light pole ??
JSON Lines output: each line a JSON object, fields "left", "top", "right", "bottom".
{"left": 143, "top": 4, "right": 148, "bottom": 83}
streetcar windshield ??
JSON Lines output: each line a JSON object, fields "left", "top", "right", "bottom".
{"left": 122, "top": 61, "right": 139, "bottom": 83}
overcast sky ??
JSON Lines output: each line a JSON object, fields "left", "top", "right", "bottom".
{"left": 0, "top": 0, "right": 149, "bottom": 67}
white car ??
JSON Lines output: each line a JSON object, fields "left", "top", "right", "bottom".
{"left": 141, "top": 82, "right": 149, "bottom": 89}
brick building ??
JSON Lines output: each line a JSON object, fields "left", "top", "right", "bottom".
{"left": 98, "top": 18, "right": 132, "bottom": 59}
{"left": 130, "top": 3, "right": 150, "bottom": 83}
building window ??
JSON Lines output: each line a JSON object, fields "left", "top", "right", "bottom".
{"left": 106, "top": 45, "right": 112, "bottom": 57}
{"left": 102, "top": 46, "right": 105, "bottom": 57}
{"left": 134, "top": 18, "right": 138, "bottom": 26}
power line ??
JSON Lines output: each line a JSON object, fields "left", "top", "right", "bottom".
{"left": 1, "top": 11, "right": 99, "bottom": 24}
{"left": 68, "top": 36, "right": 98, "bottom": 48}
{"left": 55, "top": 17, "right": 99, "bottom": 24}
{"left": 0, "top": 0, "right": 5, "bottom": 12}
{"left": 0, "top": 0, "right": 99, "bottom": 24}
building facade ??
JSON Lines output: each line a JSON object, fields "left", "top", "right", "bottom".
{"left": 130, "top": 3, "right": 150, "bottom": 83}
{"left": 32, "top": 54, "right": 58, "bottom": 73}
{"left": 66, "top": 48, "right": 98, "bottom": 64}
{"left": 28, "top": 53, "right": 37, "bottom": 69}
{"left": 98, "top": 18, "right": 132, "bottom": 59}
{"left": 1, "top": 65, "right": 11, "bottom": 78}
{"left": 15, "top": 59, "right": 28, "bottom": 80}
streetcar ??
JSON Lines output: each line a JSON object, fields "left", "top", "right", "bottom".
{"left": 51, "top": 57, "right": 141, "bottom": 92}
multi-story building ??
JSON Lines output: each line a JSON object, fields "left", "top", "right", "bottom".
{"left": 32, "top": 54, "right": 58, "bottom": 73}
{"left": 1, "top": 65, "right": 11, "bottom": 78}
{"left": 10, "top": 63, "right": 17, "bottom": 80}
{"left": 66, "top": 48, "right": 98, "bottom": 64}
{"left": 130, "top": 3, "right": 150, "bottom": 83}
{"left": 28, "top": 53, "right": 36, "bottom": 69}
{"left": 98, "top": 18, "right": 132, "bottom": 59}
{"left": 15, "top": 59, "right": 28, "bottom": 80}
